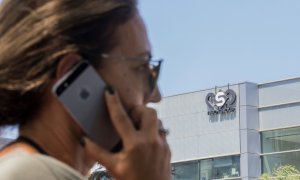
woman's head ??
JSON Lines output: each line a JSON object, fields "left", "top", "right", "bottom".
{"left": 0, "top": 0, "right": 158, "bottom": 126}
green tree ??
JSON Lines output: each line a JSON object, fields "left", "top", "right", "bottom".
{"left": 261, "top": 165, "right": 300, "bottom": 180}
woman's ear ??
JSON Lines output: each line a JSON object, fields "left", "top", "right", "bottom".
{"left": 55, "top": 54, "right": 82, "bottom": 80}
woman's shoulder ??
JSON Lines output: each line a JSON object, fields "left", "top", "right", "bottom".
{"left": 0, "top": 149, "right": 57, "bottom": 179}
{"left": 35, "top": 152, "right": 87, "bottom": 180}
{"left": 0, "top": 149, "right": 86, "bottom": 180}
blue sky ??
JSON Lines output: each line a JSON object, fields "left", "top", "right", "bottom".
{"left": 139, "top": 0, "right": 300, "bottom": 96}
{"left": 0, "top": 0, "right": 299, "bottom": 97}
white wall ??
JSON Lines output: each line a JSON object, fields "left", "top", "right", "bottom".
{"left": 259, "top": 78, "right": 300, "bottom": 130}
{"left": 153, "top": 85, "right": 240, "bottom": 162}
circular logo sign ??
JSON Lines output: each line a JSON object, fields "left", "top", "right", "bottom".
{"left": 205, "top": 89, "right": 237, "bottom": 115}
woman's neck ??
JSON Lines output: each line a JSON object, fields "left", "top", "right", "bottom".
{"left": 19, "top": 97, "right": 89, "bottom": 174}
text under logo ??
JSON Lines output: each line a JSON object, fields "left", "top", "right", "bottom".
{"left": 205, "top": 89, "right": 237, "bottom": 116}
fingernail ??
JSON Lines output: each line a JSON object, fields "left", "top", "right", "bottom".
{"left": 105, "top": 85, "right": 114, "bottom": 95}
{"left": 79, "top": 137, "right": 86, "bottom": 147}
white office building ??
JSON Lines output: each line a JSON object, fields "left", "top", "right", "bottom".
{"left": 153, "top": 77, "right": 300, "bottom": 180}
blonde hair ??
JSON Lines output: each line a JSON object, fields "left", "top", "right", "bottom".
{"left": 0, "top": 0, "right": 137, "bottom": 125}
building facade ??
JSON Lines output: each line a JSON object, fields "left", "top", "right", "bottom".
{"left": 0, "top": 126, "right": 17, "bottom": 149}
{"left": 153, "top": 78, "right": 300, "bottom": 180}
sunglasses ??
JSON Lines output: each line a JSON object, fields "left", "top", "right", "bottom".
{"left": 101, "top": 53, "right": 163, "bottom": 94}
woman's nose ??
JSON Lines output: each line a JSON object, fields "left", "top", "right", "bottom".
{"left": 148, "top": 86, "right": 162, "bottom": 103}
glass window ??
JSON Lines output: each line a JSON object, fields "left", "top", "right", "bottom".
{"left": 200, "top": 159, "right": 213, "bottom": 180}
{"left": 212, "top": 156, "right": 240, "bottom": 179}
{"left": 261, "top": 127, "right": 300, "bottom": 153}
{"left": 172, "top": 156, "right": 240, "bottom": 180}
{"left": 173, "top": 161, "right": 199, "bottom": 180}
{"left": 262, "top": 151, "right": 300, "bottom": 175}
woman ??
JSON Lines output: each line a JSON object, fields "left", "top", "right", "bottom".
{"left": 0, "top": 0, "right": 171, "bottom": 179}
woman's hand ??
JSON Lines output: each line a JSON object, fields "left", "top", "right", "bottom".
{"left": 84, "top": 89, "right": 171, "bottom": 180}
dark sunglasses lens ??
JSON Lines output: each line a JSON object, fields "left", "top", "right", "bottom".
{"left": 148, "top": 62, "right": 161, "bottom": 93}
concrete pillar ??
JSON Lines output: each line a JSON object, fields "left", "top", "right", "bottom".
{"left": 239, "top": 82, "right": 261, "bottom": 180}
